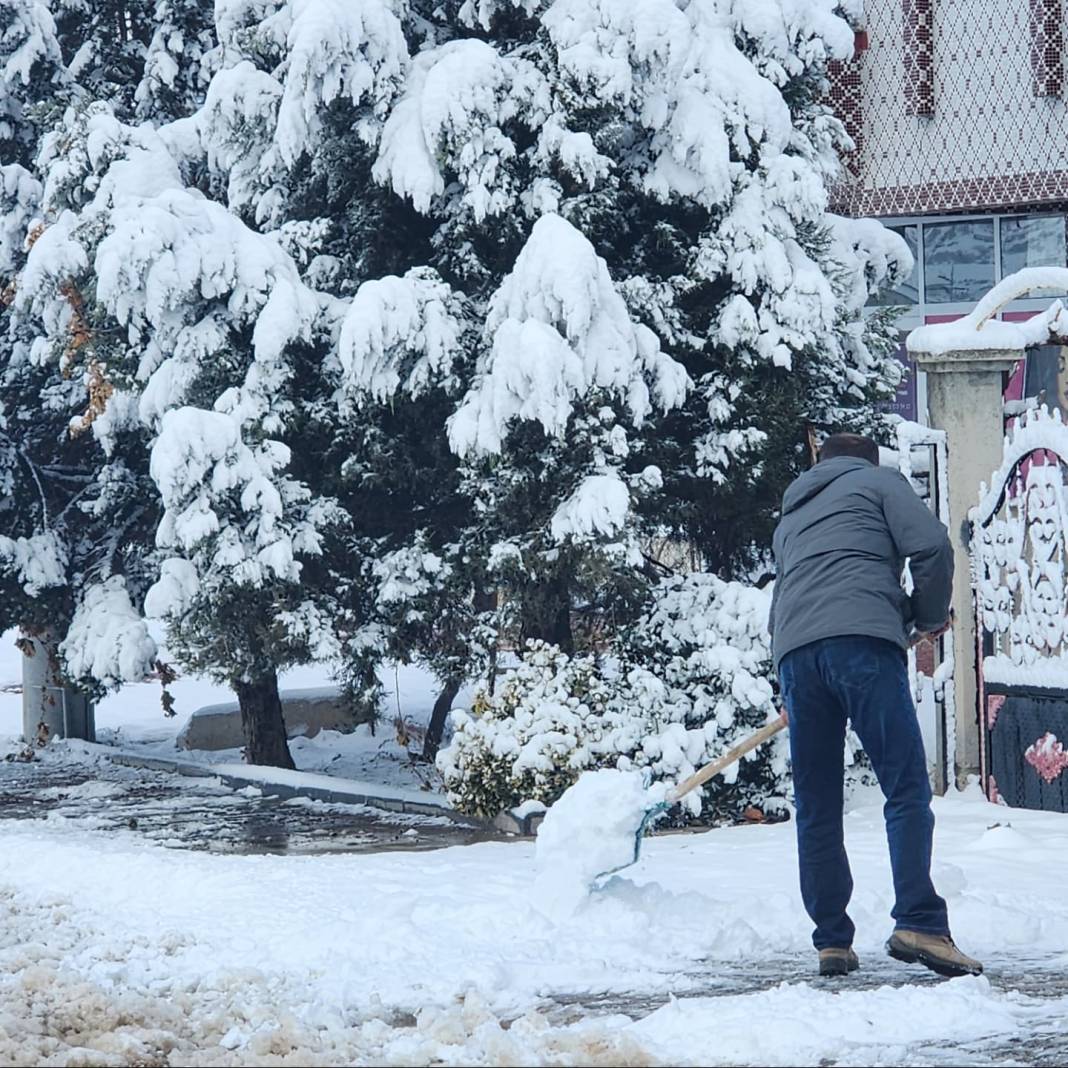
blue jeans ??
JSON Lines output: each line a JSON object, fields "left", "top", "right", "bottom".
{"left": 778, "top": 636, "right": 950, "bottom": 950}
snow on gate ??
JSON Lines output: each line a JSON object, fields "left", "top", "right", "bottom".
{"left": 894, "top": 421, "right": 955, "bottom": 793}
{"left": 972, "top": 406, "right": 1068, "bottom": 811}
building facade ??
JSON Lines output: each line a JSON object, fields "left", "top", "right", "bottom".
{"left": 829, "top": 0, "right": 1068, "bottom": 422}
{"left": 827, "top": 1, "right": 1068, "bottom": 803}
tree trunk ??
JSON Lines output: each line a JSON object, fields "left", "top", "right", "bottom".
{"left": 20, "top": 629, "right": 94, "bottom": 744}
{"left": 422, "top": 677, "right": 461, "bottom": 763}
{"left": 233, "top": 671, "right": 295, "bottom": 769}
{"left": 549, "top": 585, "right": 574, "bottom": 654}
{"left": 520, "top": 575, "right": 574, "bottom": 654}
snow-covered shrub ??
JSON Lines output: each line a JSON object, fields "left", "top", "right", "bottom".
{"left": 439, "top": 574, "right": 792, "bottom": 824}
{"left": 614, "top": 573, "right": 790, "bottom": 824}
{"left": 438, "top": 644, "right": 619, "bottom": 818}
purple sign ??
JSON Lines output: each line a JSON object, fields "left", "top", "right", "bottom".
{"left": 878, "top": 338, "right": 917, "bottom": 422}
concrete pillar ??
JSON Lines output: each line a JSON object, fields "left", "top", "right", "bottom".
{"left": 21, "top": 630, "right": 95, "bottom": 744}
{"left": 911, "top": 350, "right": 1016, "bottom": 783}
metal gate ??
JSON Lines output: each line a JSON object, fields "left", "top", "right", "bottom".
{"left": 972, "top": 407, "right": 1068, "bottom": 811}
{"left": 895, "top": 422, "right": 954, "bottom": 794}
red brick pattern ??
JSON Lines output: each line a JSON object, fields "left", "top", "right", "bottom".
{"left": 1030, "top": 0, "right": 1064, "bottom": 98}
{"left": 826, "top": 55, "right": 865, "bottom": 171}
{"left": 835, "top": 169, "right": 1068, "bottom": 217}
{"left": 902, "top": 0, "right": 934, "bottom": 116}
{"left": 829, "top": 0, "right": 1068, "bottom": 218}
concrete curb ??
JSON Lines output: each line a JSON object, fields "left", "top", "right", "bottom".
{"left": 102, "top": 749, "right": 486, "bottom": 827}
{"left": 491, "top": 810, "right": 545, "bottom": 836}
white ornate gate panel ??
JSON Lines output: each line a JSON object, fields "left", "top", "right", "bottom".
{"left": 971, "top": 407, "right": 1068, "bottom": 809}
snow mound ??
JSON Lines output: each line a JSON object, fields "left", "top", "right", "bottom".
{"left": 534, "top": 767, "right": 663, "bottom": 919}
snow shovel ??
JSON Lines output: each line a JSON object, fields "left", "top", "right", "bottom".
{"left": 595, "top": 715, "right": 788, "bottom": 881}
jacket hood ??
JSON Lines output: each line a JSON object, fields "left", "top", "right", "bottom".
{"left": 782, "top": 456, "right": 873, "bottom": 515}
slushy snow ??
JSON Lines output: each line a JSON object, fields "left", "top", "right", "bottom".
{"left": 534, "top": 767, "right": 665, "bottom": 918}
{"left": 4, "top": 783, "right": 1068, "bottom": 1065}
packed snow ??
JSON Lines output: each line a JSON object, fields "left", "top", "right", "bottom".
{"left": 3, "top": 783, "right": 1068, "bottom": 1065}
{"left": 533, "top": 767, "right": 663, "bottom": 917}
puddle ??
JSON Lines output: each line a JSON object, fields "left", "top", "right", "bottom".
{"left": 0, "top": 756, "right": 497, "bottom": 855}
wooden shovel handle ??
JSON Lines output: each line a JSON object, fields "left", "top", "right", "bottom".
{"left": 668, "top": 717, "right": 787, "bottom": 803}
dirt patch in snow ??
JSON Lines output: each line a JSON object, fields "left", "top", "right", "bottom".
{"left": 0, "top": 890, "right": 657, "bottom": 1068}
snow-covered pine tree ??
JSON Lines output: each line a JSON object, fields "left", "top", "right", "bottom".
{"left": 0, "top": 2, "right": 234, "bottom": 742}
{"left": 0, "top": 3, "right": 161, "bottom": 742}
{"left": 390, "top": 1, "right": 910, "bottom": 817}
{"left": 11, "top": 0, "right": 429, "bottom": 762}
{"left": 190, "top": 0, "right": 503, "bottom": 746}
{"left": 445, "top": 212, "right": 689, "bottom": 651}
{"left": 16, "top": 100, "right": 342, "bottom": 765}
{"left": 363, "top": 0, "right": 907, "bottom": 655}
{"left": 364, "top": 12, "right": 690, "bottom": 653}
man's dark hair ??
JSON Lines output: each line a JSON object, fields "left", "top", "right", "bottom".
{"left": 819, "top": 432, "right": 879, "bottom": 466}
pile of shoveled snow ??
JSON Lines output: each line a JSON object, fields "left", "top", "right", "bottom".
{"left": 534, "top": 768, "right": 666, "bottom": 918}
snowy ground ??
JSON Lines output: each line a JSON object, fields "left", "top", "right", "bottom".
{"left": 4, "top": 754, "right": 1068, "bottom": 1066}
{"left": 0, "top": 628, "right": 454, "bottom": 798}
{"left": 4, "top": 632, "right": 1068, "bottom": 1065}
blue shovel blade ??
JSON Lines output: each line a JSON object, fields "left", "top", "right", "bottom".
{"left": 592, "top": 798, "right": 672, "bottom": 883}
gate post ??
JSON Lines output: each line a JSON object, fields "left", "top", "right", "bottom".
{"left": 907, "top": 267, "right": 1068, "bottom": 787}
{"left": 907, "top": 350, "right": 1017, "bottom": 783}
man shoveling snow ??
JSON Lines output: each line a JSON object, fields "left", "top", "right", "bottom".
{"left": 770, "top": 432, "right": 983, "bottom": 980}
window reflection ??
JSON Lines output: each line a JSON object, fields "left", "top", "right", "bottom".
{"left": 1001, "top": 216, "right": 1067, "bottom": 292}
{"left": 868, "top": 224, "right": 919, "bottom": 306}
{"left": 923, "top": 219, "right": 995, "bottom": 303}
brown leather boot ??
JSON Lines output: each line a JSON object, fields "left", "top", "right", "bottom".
{"left": 886, "top": 930, "right": 983, "bottom": 978}
{"left": 818, "top": 946, "right": 860, "bottom": 977}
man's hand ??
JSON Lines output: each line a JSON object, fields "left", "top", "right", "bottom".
{"left": 910, "top": 609, "right": 955, "bottom": 645}
{"left": 924, "top": 618, "right": 952, "bottom": 640}
{"left": 923, "top": 608, "right": 955, "bottom": 640}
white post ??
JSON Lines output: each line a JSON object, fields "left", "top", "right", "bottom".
{"left": 20, "top": 629, "right": 95, "bottom": 744}
{"left": 910, "top": 351, "right": 1016, "bottom": 782}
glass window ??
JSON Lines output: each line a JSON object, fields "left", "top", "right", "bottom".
{"left": 867, "top": 224, "right": 919, "bottom": 306}
{"left": 922, "top": 219, "right": 995, "bottom": 303}
{"left": 1000, "top": 216, "right": 1067, "bottom": 292}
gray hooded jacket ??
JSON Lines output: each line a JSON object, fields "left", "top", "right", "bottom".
{"left": 769, "top": 456, "right": 953, "bottom": 668}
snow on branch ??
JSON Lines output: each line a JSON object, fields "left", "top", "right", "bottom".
{"left": 337, "top": 267, "right": 465, "bottom": 407}
{"left": 0, "top": 531, "right": 67, "bottom": 596}
{"left": 448, "top": 214, "right": 689, "bottom": 456}
{"left": 373, "top": 39, "right": 547, "bottom": 220}
{"left": 0, "top": 164, "right": 41, "bottom": 276}
{"left": 544, "top": 0, "right": 801, "bottom": 208}
{"left": 263, "top": 0, "right": 408, "bottom": 164}
{"left": 60, "top": 576, "right": 158, "bottom": 689}
{"left": 0, "top": 0, "right": 62, "bottom": 101}
{"left": 149, "top": 407, "right": 302, "bottom": 591}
